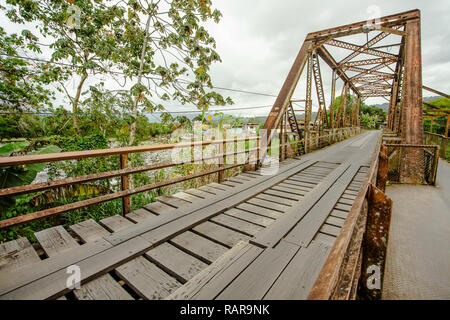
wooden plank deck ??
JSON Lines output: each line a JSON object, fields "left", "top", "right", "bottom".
{"left": 0, "top": 130, "right": 381, "bottom": 300}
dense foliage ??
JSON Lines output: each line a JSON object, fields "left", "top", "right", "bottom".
{"left": 0, "top": 0, "right": 233, "bottom": 242}
{"left": 329, "top": 94, "right": 386, "bottom": 129}
{"left": 423, "top": 97, "right": 450, "bottom": 135}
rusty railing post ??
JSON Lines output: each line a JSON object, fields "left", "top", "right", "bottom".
{"left": 256, "top": 136, "right": 260, "bottom": 170}
{"left": 376, "top": 144, "right": 389, "bottom": 192}
{"left": 218, "top": 139, "right": 225, "bottom": 183}
{"left": 360, "top": 184, "right": 393, "bottom": 300}
{"left": 431, "top": 146, "right": 440, "bottom": 185}
{"left": 120, "top": 153, "right": 130, "bottom": 216}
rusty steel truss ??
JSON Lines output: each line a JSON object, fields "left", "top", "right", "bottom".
{"left": 263, "top": 9, "right": 425, "bottom": 183}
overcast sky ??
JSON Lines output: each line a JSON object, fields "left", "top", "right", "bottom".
{"left": 2, "top": 0, "right": 449, "bottom": 118}
{"left": 202, "top": 0, "right": 450, "bottom": 116}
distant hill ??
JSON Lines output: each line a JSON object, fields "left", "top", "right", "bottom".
{"left": 371, "top": 96, "right": 441, "bottom": 113}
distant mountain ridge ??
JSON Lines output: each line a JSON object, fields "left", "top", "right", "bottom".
{"left": 372, "top": 96, "right": 441, "bottom": 113}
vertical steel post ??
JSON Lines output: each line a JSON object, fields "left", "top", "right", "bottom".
{"left": 400, "top": 17, "right": 424, "bottom": 183}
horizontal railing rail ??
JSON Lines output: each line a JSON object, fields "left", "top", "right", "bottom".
{"left": 0, "top": 136, "right": 261, "bottom": 229}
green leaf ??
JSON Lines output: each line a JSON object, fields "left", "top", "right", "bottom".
{"left": 0, "top": 142, "right": 30, "bottom": 156}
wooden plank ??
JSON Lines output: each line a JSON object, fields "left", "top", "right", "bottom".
{"left": 346, "top": 185, "right": 361, "bottom": 192}
{"left": 145, "top": 243, "right": 207, "bottom": 283}
{"left": 125, "top": 208, "right": 156, "bottom": 223}
{"left": 251, "top": 163, "right": 351, "bottom": 248}
{"left": 330, "top": 209, "right": 348, "bottom": 219}
{"left": 282, "top": 179, "right": 316, "bottom": 189}
{"left": 282, "top": 164, "right": 359, "bottom": 247}
{"left": 70, "top": 219, "right": 110, "bottom": 243}
{"left": 264, "top": 241, "right": 331, "bottom": 299}
{"left": 224, "top": 209, "right": 274, "bottom": 227}
{"left": 256, "top": 193, "right": 297, "bottom": 206}
{"left": 226, "top": 177, "right": 245, "bottom": 184}
{"left": 320, "top": 224, "right": 341, "bottom": 237}
{"left": 170, "top": 231, "right": 228, "bottom": 264}
{"left": 216, "top": 241, "right": 300, "bottom": 300}
{"left": 335, "top": 203, "right": 352, "bottom": 212}
{"left": 263, "top": 189, "right": 303, "bottom": 201}
{"left": 155, "top": 195, "right": 190, "bottom": 208}
{"left": 69, "top": 218, "right": 136, "bottom": 301}
{"left": 166, "top": 241, "right": 263, "bottom": 300}
{"left": 313, "top": 162, "right": 340, "bottom": 169}
{"left": 344, "top": 190, "right": 359, "bottom": 196}
{"left": 236, "top": 203, "right": 282, "bottom": 219}
{"left": 73, "top": 274, "right": 133, "bottom": 300}
{"left": 314, "top": 232, "right": 336, "bottom": 246}
{"left": 220, "top": 180, "right": 240, "bottom": 187}
{"left": 34, "top": 226, "right": 79, "bottom": 257}
{"left": 302, "top": 171, "right": 329, "bottom": 178}
{"left": 247, "top": 198, "right": 290, "bottom": 212}
{"left": 271, "top": 184, "right": 307, "bottom": 196}
{"left": 143, "top": 202, "right": 176, "bottom": 215}
{"left": 231, "top": 175, "right": 252, "bottom": 182}
{"left": 239, "top": 172, "right": 259, "bottom": 179}
{"left": 278, "top": 182, "right": 312, "bottom": 193}
{"left": 0, "top": 238, "right": 40, "bottom": 273}
{"left": 198, "top": 185, "right": 220, "bottom": 195}
{"left": 189, "top": 246, "right": 263, "bottom": 300}
{"left": 0, "top": 238, "right": 112, "bottom": 297}
{"left": 301, "top": 170, "right": 328, "bottom": 176}
{"left": 101, "top": 215, "right": 135, "bottom": 232}
{"left": 288, "top": 176, "right": 320, "bottom": 184}
{"left": 184, "top": 188, "right": 213, "bottom": 199}
{"left": 338, "top": 197, "right": 354, "bottom": 206}
{"left": 211, "top": 214, "right": 264, "bottom": 236}
{"left": 2, "top": 236, "right": 147, "bottom": 300}
{"left": 193, "top": 221, "right": 250, "bottom": 248}
{"left": 206, "top": 182, "right": 230, "bottom": 191}
{"left": 341, "top": 193, "right": 357, "bottom": 200}
{"left": 326, "top": 216, "right": 345, "bottom": 227}
{"left": 115, "top": 256, "right": 181, "bottom": 299}
{"left": 172, "top": 192, "right": 199, "bottom": 203}
{"left": 295, "top": 172, "right": 325, "bottom": 180}
{"left": 108, "top": 160, "right": 313, "bottom": 246}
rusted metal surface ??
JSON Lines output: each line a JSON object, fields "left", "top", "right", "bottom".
{"left": 360, "top": 184, "right": 393, "bottom": 300}
{"left": 400, "top": 17, "right": 424, "bottom": 184}
{"left": 376, "top": 144, "right": 388, "bottom": 192}
{"left": 330, "top": 198, "right": 368, "bottom": 300}
{"left": 384, "top": 143, "right": 439, "bottom": 185}
{"left": 262, "top": 40, "right": 312, "bottom": 132}
{"left": 305, "top": 9, "right": 419, "bottom": 41}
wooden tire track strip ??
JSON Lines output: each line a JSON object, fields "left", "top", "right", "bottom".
{"left": 0, "top": 157, "right": 328, "bottom": 300}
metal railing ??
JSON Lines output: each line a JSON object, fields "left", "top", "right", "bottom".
{"left": 424, "top": 131, "right": 448, "bottom": 160}
{"left": 384, "top": 143, "right": 439, "bottom": 185}
{"left": 0, "top": 127, "right": 362, "bottom": 230}
{"left": 0, "top": 136, "right": 260, "bottom": 229}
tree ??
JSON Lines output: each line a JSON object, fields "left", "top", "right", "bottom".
{"left": 5, "top": 0, "right": 127, "bottom": 134}
{"left": 0, "top": 26, "right": 54, "bottom": 111}
{"left": 114, "top": 0, "right": 233, "bottom": 144}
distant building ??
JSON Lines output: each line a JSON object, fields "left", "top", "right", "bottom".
{"left": 242, "top": 123, "right": 260, "bottom": 134}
